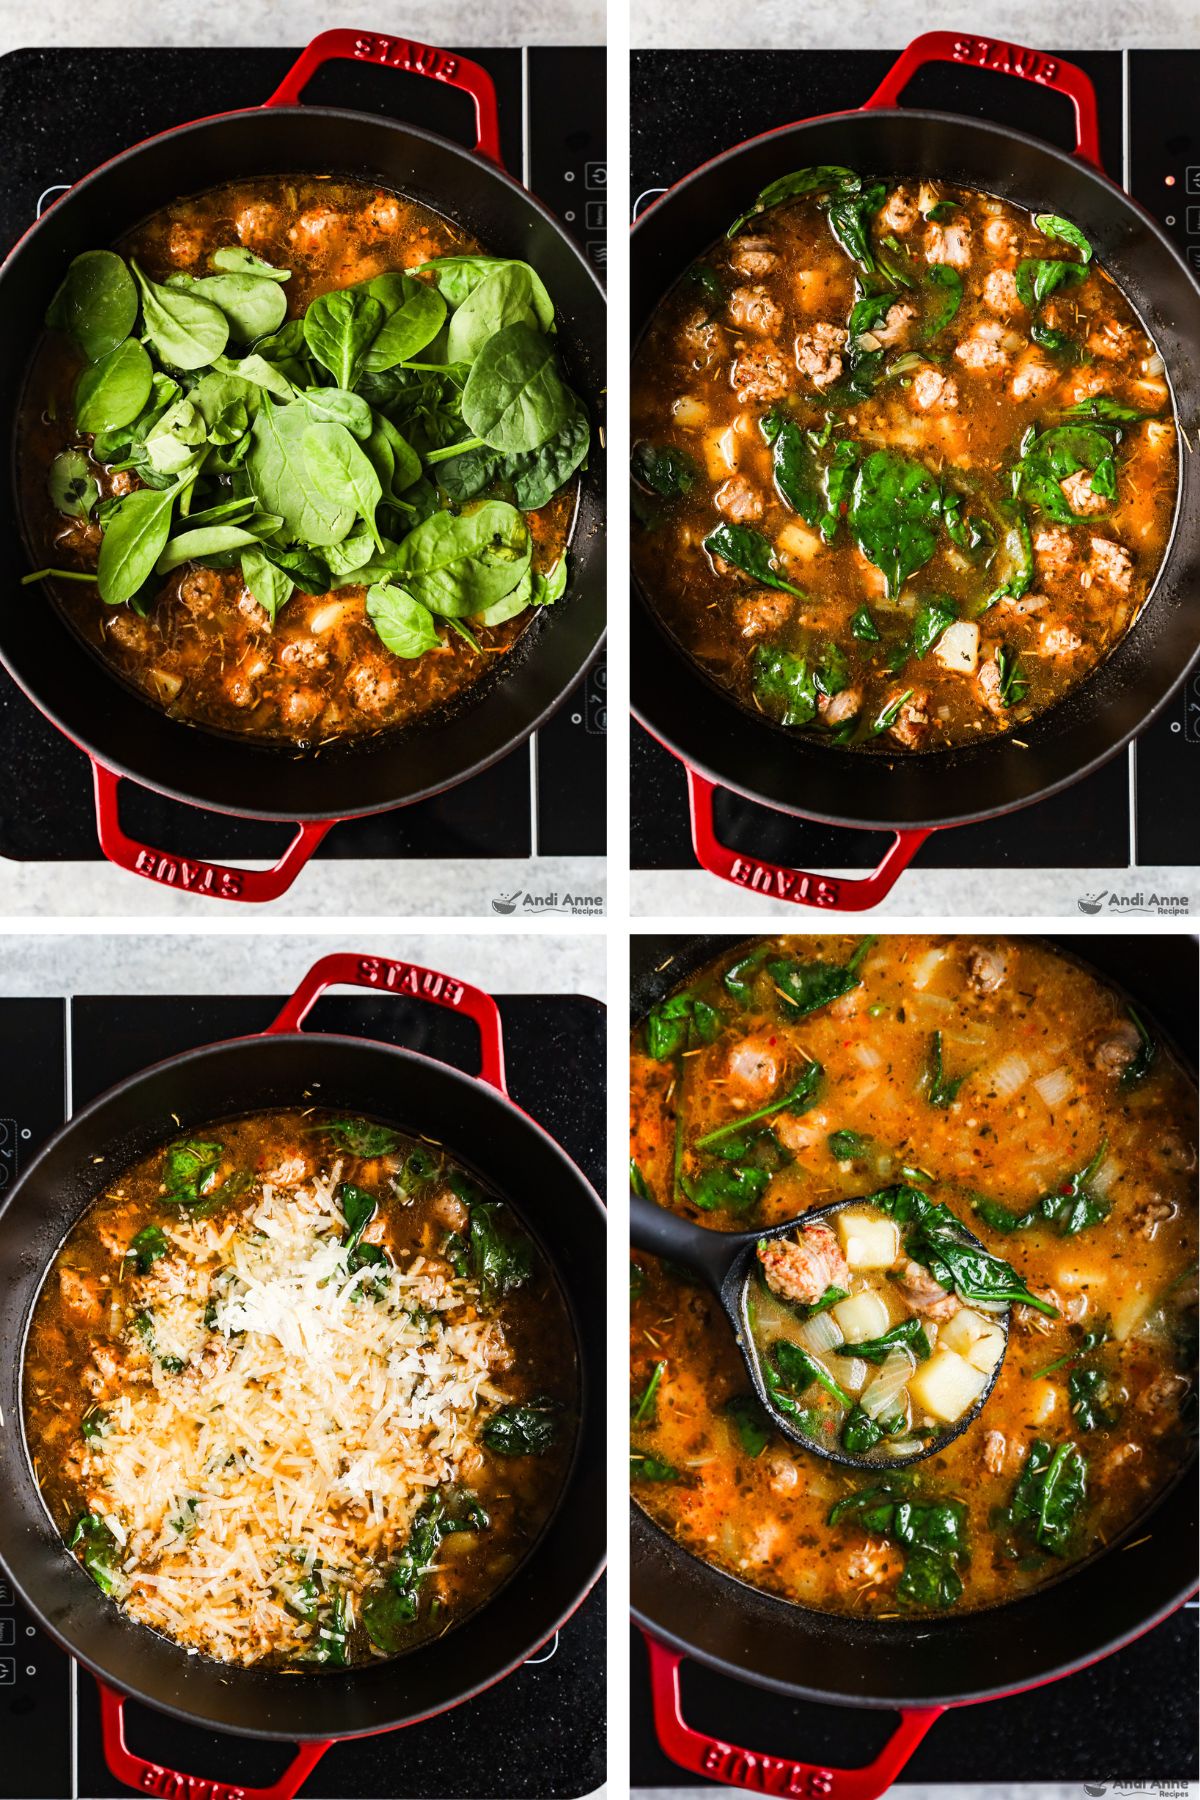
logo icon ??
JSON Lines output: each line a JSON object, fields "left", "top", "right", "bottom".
{"left": 1076, "top": 891, "right": 1108, "bottom": 916}
{"left": 491, "top": 889, "right": 522, "bottom": 916}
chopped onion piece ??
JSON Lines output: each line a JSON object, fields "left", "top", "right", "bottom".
{"left": 985, "top": 1052, "right": 1030, "bottom": 1100}
{"left": 1091, "top": 1155, "right": 1122, "bottom": 1197}
{"left": 1033, "top": 1067, "right": 1073, "bottom": 1108}
{"left": 796, "top": 1311, "right": 843, "bottom": 1355}
{"left": 839, "top": 1357, "right": 870, "bottom": 1395}
{"left": 910, "top": 948, "right": 947, "bottom": 991}
{"left": 887, "top": 1439, "right": 924, "bottom": 1459}
{"left": 853, "top": 1042, "right": 882, "bottom": 1070}
{"left": 860, "top": 1349, "right": 912, "bottom": 1419}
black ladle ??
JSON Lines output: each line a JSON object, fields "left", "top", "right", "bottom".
{"left": 631, "top": 1189, "right": 1009, "bottom": 1469}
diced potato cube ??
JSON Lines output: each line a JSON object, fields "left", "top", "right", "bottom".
{"left": 908, "top": 1346, "right": 989, "bottom": 1424}
{"left": 832, "top": 1290, "right": 890, "bottom": 1342}
{"left": 1111, "top": 1288, "right": 1152, "bottom": 1343}
{"left": 672, "top": 395, "right": 708, "bottom": 430}
{"left": 933, "top": 619, "right": 980, "bottom": 674}
{"left": 703, "top": 425, "right": 739, "bottom": 480}
{"left": 777, "top": 520, "right": 822, "bottom": 562}
{"left": 965, "top": 1324, "right": 1006, "bottom": 1374}
{"left": 938, "top": 1307, "right": 989, "bottom": 1358}
{"left": 836, "top": 1211, "right": 899, "bottom": 1270}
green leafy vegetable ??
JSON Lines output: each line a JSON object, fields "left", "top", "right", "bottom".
{"left": 362, "top": 1494, "right": 486, "bottom": 1651}
{"left": 727, "top": 165, "right": 860, "bottom": 237}
{"left": 632, "top": 441, "right": 696, "bottom": 498}
{"left": 911, "top": 596, "right": 958, "bottom": 659}
{"left": 132, "top": 259, "right": 229, "bottom": 369}
{"left": 871, "top": 1183, "right": 1057, "bottom": 1315}
{"left": 704, "top": 521, "right": 804, "bottom": 595}
{"left": 630, "top": 1451, "right": 681, "bottom": 1482}
{"left": 461, "top": 322, "right": 574, "bottom": 453}
{"left": 482, "top": 1397, "right": 562, "bottom": 1454}
{"left": 161, "top": 1138, "right": 223, "bottom": 1205}
{"left": 850, "top": 604, "right": 880, "bottom": 642}
{"left": 847, "top": 449, "right": 942, "bottom": 595}
{"left": 1033, "top": 213, "right": 1093, "bottom": 264}
{"left": 997, "top": 1439, "right": 1088, "bottom": 1555}
{"left": 921, "top": 1032, "right": 969, "bottom": 1108}
{"left": 48, "top": 449, "right": 99, "bottom": 520}
{"left": 632, "top": 1361, "right": 666, "bottom": 1424}
{"left": 466, "top": 1199, "right": 535, "bottom": 1306}
{"left": 1121, "top": 1007, "right": 1156, "bottom": 1090}
{"left": 1015, "top": 424, "right": 1119, "bottom": 523}
{"left": 124, "top": 1225, "right": 169, "bottom": 1273}
{"left": 836, "top": 1317, "right": 932, "bottom": 1366}
{"left": 925, "top": 263, "right": 963, "bottom": 333}
{"left": 683, "top": 1161, "right": 771, "bottom": 1213}
{"left": 74, "top": 338, "right": 154, "bottom": 434}
{"left": 392, "top": 501, "right": 530, "bottom": 617}
{"left": 317, "top": 1118, "right": 402, "bottom": 1156}
{"left": 751, "top": 646, "right": 818, "bottom": 726}
{"left": 829, "top": 1478, "right": 968, "bottom": 1607}
{"left": 69, "top": 1514, "right": 125, "bottom": 1597}
{"left": 645, "top": 989, "right": 722, "bottom": 1061}
{"left": 303, "top": 286, "right": 384, "bottom": 388}
{"left": 766, "top": 938, "right": 875, "bottom": 1018}
{"left": 695, "top": 1061, "right": 823, "bottom": 1151}
{"left": 366, "top": 581, "right": 440, "bottom": 657}
{"left": 770, "top": 1338, "right": 852, "bottom": 1411}
{"left": 971, "top": 1142, "right": 1110, "bottom": 1237}
{"left": 46, "top": 250, "right": 139, "bottom": 361}
{"left": 726, "top": 1393, "right": 773, "bottom": 1456}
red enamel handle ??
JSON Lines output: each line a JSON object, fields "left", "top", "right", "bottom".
{"left": 92, "top": 764, "right": 334, "bottom": 904}
{"left": 687, "top": 768, "right": 931, "bottom": 911}
{"left": 265, "top": 28, "right": 504, "bottom": 167}
{"left": 100, "top": 1685, "right": 331, "bottom": 1800}
{"left": 863, "top": 31, "right": 1104, "bottom": 172}
{"left": 646, "top": 1640, "right": 944, "bottom": 1800}
{"left": 266, "top": 951, "right": 507, "bottom": 1094}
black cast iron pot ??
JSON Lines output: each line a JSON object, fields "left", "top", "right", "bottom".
{"left": 0, "top": 952, "right": 606, "bottom": 1799}
{"left": 0, "top": 32, "right": 606, "bottom": 903}
{"left": 630, "top": 931, "right": 1198, "bottom": 1798}
{"left": 632, "top": 32, "right": 1200, "bottom": 911}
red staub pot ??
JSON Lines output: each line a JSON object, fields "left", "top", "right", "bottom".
{"left": 0, "top": 953, "right": 606, "bottom": 1797}
{"left": 631, "top": 33, "right": 1200, "bottom": 911}
{"left": 0, "top": 32, "right": 606, "bottom": 902}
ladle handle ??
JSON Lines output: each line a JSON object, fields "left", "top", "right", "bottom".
{"left": 630, "top": 1190, "right": 736, "bottom": 1290}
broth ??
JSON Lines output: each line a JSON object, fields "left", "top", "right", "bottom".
{"left": 630, "top": 936, "right": 1196, "bottom": 1616}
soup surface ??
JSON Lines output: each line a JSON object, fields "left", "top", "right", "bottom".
{"left": 632, "top": 173, "right": 1177, "bottom": 750}
{"left": 21, "top": 175, "right": 587, "bottom": 745}
{"left": 25, "top": 1108, "right": 577, "bottom": 1667}
{"left": 630, "top": 936, "right": 1197, "bottom": 1616}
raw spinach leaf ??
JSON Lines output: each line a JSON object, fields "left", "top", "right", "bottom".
{"left": 461, "top": 322, "right": 575, "bottom": 453}
{"left": 366, "top": 581, "right": 440, "bottom": 657}
{"left": 46, "top": 250, "right": 138, "bottom": 361}
{"left": 177, "top": 270, "right": 288, "bottom": 342}
{"left": 1033, "top": 213, "right": 1093, "bottom": 264}
{"left": 359, "top": 271, "right": 447, "bottom": 371}
{"left": 240, "top": 546, "right": 294, "bottom": 626}
{"left": 245, "top": 398, "right": 356, "bottom": 546}
{"left": 302, "top": 421, "right": 384, "bottom": 549}
{"left": 506, "top": 397, "right": 590, "bottom": 508}
{"left": 447, "top": 262, "right": 553, "bottom": 362}
{"left": 96, "top": 473, "right": 193, "bottom": 606}
{"left": 925, "top": 263, "right": 963, "bottom": 333}
{"left": 132, "top": 259, "right": 229, "bottom": 369}
{"left": 483, "top": 1397, "right": 562, "bottom": 1455}
{"left": 155, "top": 522, "right": 264, "bottom": 575}
{"left": 392, "top": 501, "right": 531, "bottom": 617}
{"left": 69, "top": 1514, "right": 125, "bottom": 1597}
{"left": 48, "top": 449, "right": 99, "bottom": 519}
{"left": 212, "top": 246, "right": 291, "bottom": 280}
{"left": 296, "top": 385, "right": 373, "bottom": 438}
{"left": 74, "top": 338, "right": 154, "bottom": 434}
{"left": 303, "top": 287, "right": 384, "bottom": 389}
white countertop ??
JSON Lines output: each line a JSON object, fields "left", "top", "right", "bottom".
{"left": 0, "top": 1, "right": 603, "bottom": 53}
{"left": 631, "top": 2, "right": 1199, "bottom": 47}
{"left": 0, "top": 928, "right": 607, "bottom": 998}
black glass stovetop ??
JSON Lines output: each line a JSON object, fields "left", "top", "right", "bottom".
{"left": 0, "top": 45, "right": 606, "bottom": 868}
{"left": 631, "top": 48, "right": 1200, "bottom": 880}
{"left": 0, "top": 981, "right": 605, "bottom": 1799}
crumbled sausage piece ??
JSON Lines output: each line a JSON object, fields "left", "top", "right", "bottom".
{"left": 983, "top": 268, "right": 1023, "bottom": 314}
{"left": 166, "top": 221, "right": 205, "bottom": 265}
{"left": 869, "top": 301, "right": 917, "bottom": 348}
{"left": 910, "top": 365, "right": 959, "bottom": 412}
{"left": 1087, "top": 320, "right": 1136, "bottom": 361}
{"left": 1088, "top": 536, "right": 1133, "bottom": 595}
{"left": 983, "top": 216, "right": 1018, "bottom": 256}
{"left": 1090, "top": 1020, "right": 1141, "bottom": 1077}
{"left": 731, "top": 345, "right": 791, "bottom": 404}
{"left": 1040, "top": 625, "right": 1083, "bottom": 657}
{"left": 1010, "top": 355, "right": 1058, "bottom": 401}
{"left": 1133, "top": 1197, "right": 1177, "bottom": 1240}
{"left": 729, "top": 285, "right": 782, "bottom": 334}
{"left": 724, "top": 1037, "right": 779, "bottom": 1103}
{"left": 715, "top": 475, "right": 764, "bottom": 522}
{"left": 818, "top": 687, "right": 861, "bottom": 726}
{"left": 1033, "top": 528, "right": 1078, "bottom": 582}
{"left": 730, "top": 236, "right": 778, "bottom": 277}
{"left": 894, "top": 1258, "right": 959, "bottom": 1322}
{"left": 966, "top": 946, "right": 1007, "bottom": 994}
{"left": 1014, "top": 1287, "right": 1060, "bottom": 1335}
{"left": 59, "top": 1268, "right": 104, "bottom": 1327}
{"left": 1155, "top": 1130, "right": 1197, "bottom": 1175}
{"left": 879, "top": 188, "right": 919, "bottom": 234}
{"left": 925, "top": 220, "right": 972, "bottom": 268}
{"left": 976, "top": 657, "right": 1006, "bottom": 717}
{"left": 794, "top": 322, "right": 848, "bottom": 392}
{"left": 955, "top": 320, "right": 1016, "bottom": 375}
{"left": 757, "top": 1224, "right": 851, "bottom": 1308}
{"left": 888, "top": 690, "right": 931, "bottom": 749}
{"left": 982, "top": 1430, "right": 1006, "bottom": 1475}
{"left": 1060, "top": 470, "right": 1108, "bottom": 516}
{"left": 735, "top": 592, "right": 793, "bottom": 638}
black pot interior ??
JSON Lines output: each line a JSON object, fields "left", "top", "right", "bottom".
{"left": 631, "top": 111, "right": 1200, "bottom": 832}
{"left": 629, "top": 931, "right": 1199, "bottom": 1704}
{"left": 0, "top": 107, "right": 606, "bottom": 822}
{"left": 0, "top": 1034, "right": 606, "bottom": 1739}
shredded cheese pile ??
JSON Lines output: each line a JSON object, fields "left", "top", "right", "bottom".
{"left": 81, "top": 1170, "right": 501, "bottom": 1664}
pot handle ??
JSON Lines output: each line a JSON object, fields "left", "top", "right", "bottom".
{"left": 265, "top": 950, "right": 507, "bottom": 1093}
{"left": 646, "top": 1640, "right": 944, "bottom": 1800}
{"left": 687, "top": 768, "right": 931, "bottom": 912}
{"left": 264, "top": 28, "right": 504, "bottom": 168}
{"left": 862, "top": 31, "right": 1104, "bottom": 171}
{"left": 92, "top": 764, "right": 335, "bottom": 905}
{"left": 99, "top": 1685, "right": 331, "bottom": 1800}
